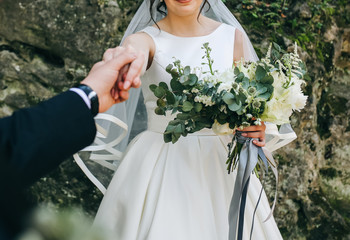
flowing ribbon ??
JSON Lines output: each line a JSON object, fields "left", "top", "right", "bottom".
{"left": 228, "top": 131, "right": 277, "bottom": 240}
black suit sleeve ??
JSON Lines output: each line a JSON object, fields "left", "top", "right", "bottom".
{"left": 0, "top": 91, "right": 97, "bottom": 188}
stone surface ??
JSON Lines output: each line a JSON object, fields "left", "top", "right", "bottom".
{"left": 0, "top": 0, "right": 349, "bottom": 239}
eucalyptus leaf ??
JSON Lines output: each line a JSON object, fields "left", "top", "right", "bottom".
{"left": 172, "top": 132, "right": 181, "bottom": 143}
{"left": 169, "top": 119, "right": 181, "bottom": 125}
{"left": 194, "top": 102, "right": 203, "bottom": 112}
{"left": 261, "top": 75, "right": 274, "bottom": 84}
{"left": 164, "top": 132, "right": 172, "bottom": 143}
{"left": 177, "top": 113, "right": 191, "bottom": 120}
{"left": 234, "top": 67, "right": 240, "bottom": 75}
{"left": 157, "top": 99, "right": 166, "bottom": 107}
{"left": 170, "top": 78, "right": 183, "bottom": 92}
{"left": 154, "top": 86, "right": 166, "bottom": 98}
{"left": 182, "top": 101, "right": 193, "bottom": 112}
{"left": 259, "top": 92, "right": 272, "bottom": 100}
{"left": 242, "top": 77, "right": 250, "bottom": 89}
{"left": 155, "top": 107, "right": 165, "bottom": 115}
{"left": 228, "top": 101, "right": 242, "bottom": 112}
{"left": 159, "top": 82, "right": 169, "bottom": 90}
{"left": 149, "top": 84, "right": 157, "bottom": 92}
{"left": 188, "top": 74, "right": 198, "bottom": 86}
{"left": 174, "top": 124, "right": 183, "bottom": 134}
{"left": 184, "top": 66, "right": 191, "bottom": 75}
{"left": 256, "top": 65, "right": 267, "bottom": 81}
{"left": 256, "top": 87, "right": 267, "bottom": 95}
{"left": 166, "top": 91, "right": 176, "bottom": 104}
{"left": 223, "top": 92, "right": 235, "bottom": 105}
{"left": 166, "top": 64, "right": 173, "bottom": 73}
{"left": 179, "top": 75, "right": 189, "bottom": 84}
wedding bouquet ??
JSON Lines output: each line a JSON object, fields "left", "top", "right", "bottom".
{"left": 150, "top": 42, "right": 307, "bottom": 174}
{"left": 150, "top": 42, "right": 307, "bottom": 239}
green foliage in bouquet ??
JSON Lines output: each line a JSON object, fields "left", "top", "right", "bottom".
{"left": 149, "top": 42, "right": 307, "bottom": 144}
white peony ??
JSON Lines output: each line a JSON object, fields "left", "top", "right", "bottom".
{"left": 261, "top": 98, "right": 293, "bottom": 124}
{"left": 212, "top": 120, "right": 234, "bottom": 135}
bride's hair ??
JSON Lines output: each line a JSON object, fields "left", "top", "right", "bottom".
{"left": 149, "top": 0, "right": 211, "bottom": 25}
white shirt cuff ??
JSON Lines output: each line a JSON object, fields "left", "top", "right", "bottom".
{"left": 69, "top": 88, "right": 91, "bottom": 109}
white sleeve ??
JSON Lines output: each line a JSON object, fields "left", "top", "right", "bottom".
{"left": 265, "top": 122, "right": 297, "bottom": 152}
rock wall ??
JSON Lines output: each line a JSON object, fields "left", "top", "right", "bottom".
{"left": 0, "top": 0, "right": 349, "bottom": 239}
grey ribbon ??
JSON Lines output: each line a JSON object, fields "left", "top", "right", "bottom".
{"left": 228, "top": 132, "right": 270, "bottom": 240}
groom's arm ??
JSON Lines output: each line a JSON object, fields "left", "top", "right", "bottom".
{"left": 0, "top": 91, "right": 97, "bottom": 188}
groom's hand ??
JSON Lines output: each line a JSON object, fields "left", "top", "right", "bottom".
{"left": 81, "top": 46, "right": 144, "bottom": 113}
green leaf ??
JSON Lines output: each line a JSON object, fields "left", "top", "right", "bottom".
{"left": 157, "top": 99, "right": 166, "bottom": 108}
{"left": 165, "top": 125, "right": 176, "bottom": 132}
{"left": 165, "top": 91, "right": 176, "bottom": 104}
{"left": 259, "top": 92, "right": 272, "bottom": 100}
{"left": 188, "top": 74, "right": 198, "bottom": 86}
{"left": 256, "top": 65, "right": 267, "bottom": 81}
{"left": 166, "top": 64, "right": 173, "bottom": 73}
{"left": 154, "top": 86, "right": 166, "bottom": 98}
{"left": 155, "top": 107, "right": 165, "bottom": 115}
{"left": 234, "top": 67, "right": 240, "bottom": 75}
{"left": 174, "top": 124, "right": 183, "bottom": 134}
{"left": 184, "top": 66, "right": 191, "bottom": 75}
{"left": 261, "top": 75, "right": 274, "bottom": 84}
{"left": 172, "top": 132, "right": 181, "bottom": 143}
{"left": 228, "top": 101, "right": 242, "bottom": 112}
{"left": 179, "top": 75, "right": 189, "bottom": 84}
{"left": 149, "top": 84, "right": 157, "bottom": 92}
{"left": 169, "top": 119, "right": 181, "bottom": 125}
{"left": 223, "top": 92, "right": 235, "bottom": 105}
{"left": 256, "top": 87, "right": 267, "bottom": 95}
{"left": 177, "top": 113, "right": 191, "bottom": 120}
{"left": 194, "top": 102, "right": 203, "bottom": 112}
{"left": 159, "top": 82, "right": 169, "bottom": 90}
{"left": 164, "top": 132, "right": 172, "bottom": 143}
{"left": 170, "top": 78, "right": 183, "bottom": 92}
{"left": 182, "top": 101, "right": 193, "bottom": 112}
{"left": 242, "top": 77, "right": 249, "bottom": 89}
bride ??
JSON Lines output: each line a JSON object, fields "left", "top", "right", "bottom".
{"left": 90, "top": 0, "right": 295, "bottom": 239}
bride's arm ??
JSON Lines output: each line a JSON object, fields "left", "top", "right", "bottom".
{"left": 233, "top": 29, "right": 266, "bottom": 147}
{"left": 102, "top": 32, "right": 155, "bottom": 91}
{"left": 119, "top": 33, "right": 155, "bottom": 90}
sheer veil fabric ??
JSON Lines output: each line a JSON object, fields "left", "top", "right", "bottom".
{"left": 73, "top": 0, "right": 296, "bottom": 194}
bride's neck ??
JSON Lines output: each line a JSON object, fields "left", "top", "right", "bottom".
{"left": 161, "top": 14, "right": 208, "bottom": 37}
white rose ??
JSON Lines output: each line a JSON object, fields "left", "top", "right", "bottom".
{"left": 212, "top": 120, "right": 234, "bottom": 135}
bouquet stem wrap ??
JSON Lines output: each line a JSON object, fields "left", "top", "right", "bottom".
{"left": 228, "top": 132, "right": 277, "bottom": 240}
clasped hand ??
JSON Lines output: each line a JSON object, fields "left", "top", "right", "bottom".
{"left": 81, "top": 46, "right": 144, "bottom": 113}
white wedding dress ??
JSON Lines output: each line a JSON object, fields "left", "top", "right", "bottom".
{"left": 94, "top": 24, "right": 283, "bottom": 240}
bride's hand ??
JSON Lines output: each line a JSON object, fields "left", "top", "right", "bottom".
{"left": 103, "top": 46, "right": 144, "bottom": 100}
{"left": 240, "top": 122, "right": 266, "bottom": 147}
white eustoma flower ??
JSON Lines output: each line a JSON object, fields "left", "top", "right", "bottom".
{"left": 194, "top": 95, "right": 215, "bottom": 107}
